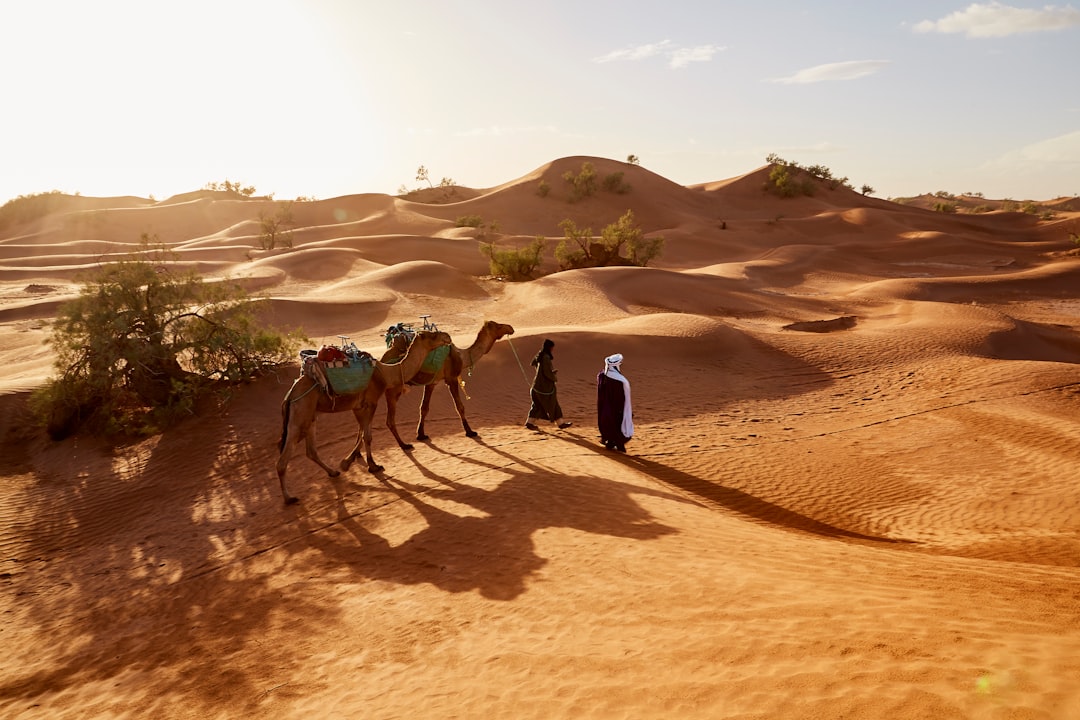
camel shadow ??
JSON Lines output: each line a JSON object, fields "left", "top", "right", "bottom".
{"left": 294, "top": 437, "right": 693, "bottom": 601}
{"left": 552, "top": 431, "right": 913, "bottom": 545}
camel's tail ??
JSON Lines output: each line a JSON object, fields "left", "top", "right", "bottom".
{"left": 279, "top": 384, "right": 295, "bottom": 452}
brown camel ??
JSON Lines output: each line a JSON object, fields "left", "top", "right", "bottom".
{"left": 276, "top": 329, "right": 452, "bottom": 504}
{"left": 380, "top": 320, "right": 515, "bottom": 449}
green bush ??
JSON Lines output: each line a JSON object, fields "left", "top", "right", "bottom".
{"left": 0, "top": 190, "right": 70, "bottom": 231}
{"left": 933, "top": 202, "right": 957, "bottom": 214}
{"left": 537, "top": 180, "right": 550, "bottom": 198}
{"left": 602, "top": 171, "right": 631, "bottom": 194}
{"left": 479, "top": 237, "right": 546, "bottom": 280}
{"left": 562, "top": 162, "right": 598, "bottom": 202}
{"left": 765, "top": 154, "right": 854, "bottom": 195}
{"left": 32, "top": 238, "right": 303, "bottom": 438}
{"left": 767, "top": 165, "right": 815, "bottom": 198}
{"left": 554, "top": 210, "right": 662, "bottom": 270}
{"left": 455, "top": 214, "right": 484, "bottom": 228}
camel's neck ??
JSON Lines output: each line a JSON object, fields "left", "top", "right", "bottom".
{"left": 462, "top": 329, "right": 497, "bottom": 367}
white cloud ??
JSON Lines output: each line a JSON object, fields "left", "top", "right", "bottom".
{"left": 987, "top": 130, "right": 1080, "bottom": 165}
{"left": 594, "top": 40, "right": 724, "bottom": 69}
{"left": 593, "top": 40, "right": 673, "bottom": 63}
{"left": 669, "top": 44, "right": 724, "bottom": 69}
{"left": 914, "top": 2, "right": 1080, "bottom": 38}
{"left": 979, "top": 130, "right": 1080, "bottom": 197}
{"left": 770, "top": 60, "right": 890, "bottom": 84}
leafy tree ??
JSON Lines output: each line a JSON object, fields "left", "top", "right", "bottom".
{"left": 555, "top": 218, "right": 594, "bottom": 269}
{"left": 416, "top": 165, "right": 432, "bottom": 188}
{"left": 479, "top": 236, "right": 546, "bottom": 280}
{"left": 258, "top": 201, "right": 295, "bottom": 250}
{"left": 32, "top": 237, "right": 302, "bottom": 438}
{"left": 604, "top": 210, "right": 663, "bottom": 267}
{"left": 860, "top": 184, "right": 875, "bottom": 196}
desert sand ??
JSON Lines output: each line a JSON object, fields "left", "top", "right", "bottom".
{"left": 2, "top": 156, "right": 1079, "bottom": 719}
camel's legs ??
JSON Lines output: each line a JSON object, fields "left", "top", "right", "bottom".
{"left": 415, "top": 384, "right": 438, "bottom": 441}
{"left": 444, "top": 379, "right": 478, "bottom": 438}
{"left": 384, "top": 386, "right": 414, "bottom": 451}
{"left": 341, "top": 404, "right": 384, "bottom": 474}
{"left": 276, "top": 405, "right": 339, "bottom": 504}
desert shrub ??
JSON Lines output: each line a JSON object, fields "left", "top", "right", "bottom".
{"left": 933, "top": 202, "right": 957, "bottom": 214}
{"left": 1000, "top": 199, "right": 1019, "bottom": 212}
{"left": 555, "top": 219, "right": 593, "bottom": 269}
{"left": 537, "top": 180, "right": 550, "bottom": 198}
{"left": 31, "top": 238, "right": 303, "bottom": 439}
{"left": 766, "top": 165, "right": 815, "bottom": 198}
{"left": 602, "top": 209, "right": 663, "bottom": 267}
{"left": 627, "top": 154, "right": 640, "bottom": 165}
{"left": 971, "top": 205, "right": 992, "bottom": 214}
{"left": 933, "top": 190, "right": 955, "bottom": 200}
{"left": 602, "top": 171, "right": 631, "bottom": 194}
{"left": 562, "top": 162, "right": 598, "bottom": 202}
{"left": 479, "top": 236, "right": 545, "bottom": 280}
{"left": 258, "top": 201, "right": 294, "bottom": 250}
{"left": 455, "top": 214, "right": 484, "bottom": 228}
{"left": 0, "top": 190, "right": 70, "bottom": 231}
{"left": 860, "top": 184, "right": 875, "bottom": 196}
{"left": 1021, "top": 202, "right": 1041, "bottom": 215}
{"left": 554, "top": 210, "right": 662, "bottom": 270}
{"left": 765, "top": 154, "right": 854, "bottom": 194}
{"left": 204, "top": 180, "right": 256, "bottom": 197}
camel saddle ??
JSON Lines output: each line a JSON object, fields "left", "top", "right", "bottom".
{"left": 383, "top": 323, "right": 451, "bottom": 376}
{"left": 299, "top": 347, "right": 375, "bottom": 395}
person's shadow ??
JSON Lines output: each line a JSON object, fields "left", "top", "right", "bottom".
{"left": 552, "top": 431, "right": 914, "bottom": 545}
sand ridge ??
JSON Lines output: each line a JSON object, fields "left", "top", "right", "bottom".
{"left": 2, "top": 156, "right": 1079, "bottom": 718}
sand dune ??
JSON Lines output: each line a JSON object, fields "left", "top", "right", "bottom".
{"left": 2, "top": 157, "right": 1079, "bottom": 719}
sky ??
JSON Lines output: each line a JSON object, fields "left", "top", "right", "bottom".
{"left": 2, "top": 0, "right": 1078, "bottom": 206}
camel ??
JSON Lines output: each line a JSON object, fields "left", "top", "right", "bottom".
{"left": 276, "top": 329, "right": 453, "bottom": 504}
{"left": 380, "top": 320, "right": 515, "bottom": 449}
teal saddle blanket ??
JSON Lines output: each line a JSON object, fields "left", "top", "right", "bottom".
{"left": 385, "top": 344, "right": 451, "bottom": 377}
{"left": 324, "top": 356, "right": 376, "bottom": 394}
{"left": 300, "top": 349, "right": 376, "bottom": 395}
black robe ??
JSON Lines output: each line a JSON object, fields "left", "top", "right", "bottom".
{"left": 528, "top": 351, "right": 562, "bottom": 422}
{"left": 597, "top": 372, "right": 631, "bottom": 448}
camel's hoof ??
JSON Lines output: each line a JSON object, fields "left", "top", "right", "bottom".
{"left": 284, "top": 495, "right": 299, "bottom": 505}
{"left": 465, "top": 430, "right": 479, "bottom": 438}
{"left": 367, "top": 464, "right": 385, "bottom": 474}
{"left": 400, "top": 443, "right": 414, "bottom": 452}
{"left": 416, "top": 434, "right": 429, "bottom": 442}
{"left": 329, "top": 469, "right": 341, "bottom": 477}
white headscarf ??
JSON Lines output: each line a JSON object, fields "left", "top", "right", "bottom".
{"left": 602, "top": 353, "right": 634, "bottom": 438}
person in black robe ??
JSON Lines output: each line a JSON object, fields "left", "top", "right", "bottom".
{"left": 597, "top": 353, "right": 633, "bottom": 452}
{"left": 526, "top": 339, "right": 572, "bottom": 430}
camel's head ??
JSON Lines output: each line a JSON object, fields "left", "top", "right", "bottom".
{"left": 485, "top": 320, "right": 515, "bottom": 340}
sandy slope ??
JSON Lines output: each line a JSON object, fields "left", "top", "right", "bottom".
{"left": 2, "top": 157, "right": 1080, "bottom": 719}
